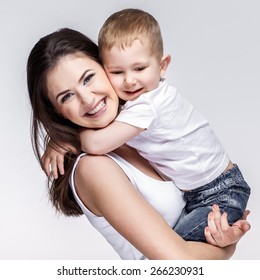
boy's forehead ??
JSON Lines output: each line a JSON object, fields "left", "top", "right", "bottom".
{"left": 102, "top": 46, "right": 159, "bottom": 70}
{"left": 102, "top": 38, "right": 151, "bottom": 55}
{"left": 101, "top": 35, "right": 149, "bottom": 50}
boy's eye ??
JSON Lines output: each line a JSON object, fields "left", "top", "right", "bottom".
{"left": 61, "top": 92, "right": 74, "bottom": 104}
{"left": 110, "top": 70, "right": 123, "bottom": 75}
{"left": 83, "top": 73, "right": 95, "bottom": 85}
{"left": 135, "top": 66, "right": 146, "bottom": 71}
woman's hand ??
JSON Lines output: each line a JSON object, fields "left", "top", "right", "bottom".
{"left": 41, "top": 140, "right": 77, "bottom": 179}
{"left": 205, "top": 204, "right": 251, "bottom": 247}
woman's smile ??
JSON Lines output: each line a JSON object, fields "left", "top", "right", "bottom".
{"left": 83, "top": 98, "right": 106, "bottom": 117}
{"left": 47, "top": 52, "right": 119, "bottom": 128}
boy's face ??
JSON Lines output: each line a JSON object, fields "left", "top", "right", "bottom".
{"left": 102, "top": 39, "right": 164, "bottom": 101}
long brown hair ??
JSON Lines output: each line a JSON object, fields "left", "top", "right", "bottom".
{"left": 27, "top": 28, "right": 102, "bottom": 216}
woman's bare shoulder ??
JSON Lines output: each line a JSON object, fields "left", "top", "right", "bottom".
{"left": 73, "top": 154, "right": 128, "bottom": 216}
{"left": 75, "top": 154, "right": 112, "bottom": 177}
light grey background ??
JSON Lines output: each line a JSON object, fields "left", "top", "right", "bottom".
{"left": 1, "top": 0, "right": 259, "bottom": 260}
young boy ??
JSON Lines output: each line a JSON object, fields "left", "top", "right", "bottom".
{"left": 44, "top": 8, "right": 251, "bottom": 244}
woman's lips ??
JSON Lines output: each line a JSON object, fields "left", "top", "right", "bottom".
{"left": 88, "top": 99, "right": 105, "bottom": 115}
{"left": 84, "top": 99, "right": 106, "bottom": 117}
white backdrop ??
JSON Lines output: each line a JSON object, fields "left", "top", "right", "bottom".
{"left": 1, "top": 0, "right": 259, "bottom": 260}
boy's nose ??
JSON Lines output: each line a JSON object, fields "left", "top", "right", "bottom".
{"left": 124, "top": 73, "right": 136, "bottom": 85}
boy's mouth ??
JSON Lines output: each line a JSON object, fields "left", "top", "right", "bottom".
{"left": 124, "top": 87, "right": 144, "bottom": 95}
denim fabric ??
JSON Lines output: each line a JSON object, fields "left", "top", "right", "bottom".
{"left": 173, "top": 164, "right": 251, "bottom": 242}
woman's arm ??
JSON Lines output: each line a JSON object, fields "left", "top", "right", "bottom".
{"left": 74, "top": 155, "right": 237, "bottom": 260}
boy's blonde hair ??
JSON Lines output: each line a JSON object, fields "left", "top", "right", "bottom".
{"left": 98, "top": 8, "right": 163, "bottom": 62}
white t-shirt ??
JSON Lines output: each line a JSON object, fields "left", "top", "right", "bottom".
{"left": 70, "top": 152, "right": 185, "bottom": 260}
{"left": 116, "top": 79, "right": 230, "bottom": 190}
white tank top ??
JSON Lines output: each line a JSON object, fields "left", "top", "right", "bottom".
{"left": 70, "top": 152, "right": 185, "bottom": 260}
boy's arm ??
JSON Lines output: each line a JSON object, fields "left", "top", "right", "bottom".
{"left": 80, "top": 121, "right": 144, "bottom": 155}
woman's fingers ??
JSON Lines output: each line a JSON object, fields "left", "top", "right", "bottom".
{"left": 211, "top": 204, "right": 222, "bottom": 230}
{"left": 207, "top": 204, "right": 222, "bottom": 242}
{"left": 241, "top": 209, "right": 250, "bottom": 220}
{"left": 232, "top": 210, "right": 251, "bottom": 233}
{"left": 204, "top": 224, "right": 217, "bottom": 246}
{"left": 206, "top": 205, "right": 228, "bottom": 246}
{"left": 220, "top": 211, "right": 230, "bottom": 231}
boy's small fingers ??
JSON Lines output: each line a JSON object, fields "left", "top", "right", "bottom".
{"left": 57, "top": 161, "right": 65, "bottom": 175}
{"left": 42, "top": 157, "right": 51, "bottom": 177}
{"left": 56, "top": 154, "right": 65, "bottom": 175}
{"left": 50, "top": 158, "right": 58, "bottom": 179}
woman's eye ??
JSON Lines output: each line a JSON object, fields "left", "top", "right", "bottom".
{"left": 83, "top": 73, "right": 95, "bottom": 86}
{"left": 61, "top": 92, "right": 74, "bottom": 103}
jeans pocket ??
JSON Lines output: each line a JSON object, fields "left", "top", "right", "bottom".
{"left": 202, "top": 186, "right": 230, "bottom": 208}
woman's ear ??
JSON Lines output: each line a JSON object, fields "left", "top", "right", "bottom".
{"left": 160, "top": 54, "right": 171, "bottom": 77}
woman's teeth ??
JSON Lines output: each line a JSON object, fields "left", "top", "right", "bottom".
{"left": 88, "top": 100, "right": 105, "bottom": 115}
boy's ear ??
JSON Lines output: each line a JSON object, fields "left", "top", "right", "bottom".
{"left": 160, "top": 54, "right": 171, "bottom": 77}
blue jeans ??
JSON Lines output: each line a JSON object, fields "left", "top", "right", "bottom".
{"left": 173, "top": 164, "right": 251, "bottom": 242}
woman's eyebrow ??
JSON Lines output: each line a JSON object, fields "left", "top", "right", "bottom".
{"left": 78, "top": 69, "right": 92, "bottom": 83}
{"left": 56, "top": 90, "right": 70, "bottom": 101}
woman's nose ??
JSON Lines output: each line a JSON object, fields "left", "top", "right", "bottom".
{"left": 79, "top": 90, "right": 96, "bottom": 106}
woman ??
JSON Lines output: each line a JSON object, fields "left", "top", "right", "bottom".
{"left": 27, "top": 28, "right": 250, "bottom": 260}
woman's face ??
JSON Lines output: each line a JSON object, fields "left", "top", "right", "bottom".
{"left": 47, "top": 52, "right": 119, "bottom": 128}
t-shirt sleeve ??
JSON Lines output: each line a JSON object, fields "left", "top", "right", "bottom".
{"left": 116, "top": 96, "right": 157, "bottom": 129}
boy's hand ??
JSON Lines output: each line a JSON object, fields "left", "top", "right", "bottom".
{"left": 205, "top": 204, "right": 251, "bottom": 247}
{"left": 41, "top": 141, "right": 77, "bottom": 179}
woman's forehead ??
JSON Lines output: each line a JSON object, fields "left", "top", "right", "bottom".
{"left": 48, "top": 54, "right": 97, "bottom": 80}
{"left": 46, "top": 54, "right": 101, "bottom": 100}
